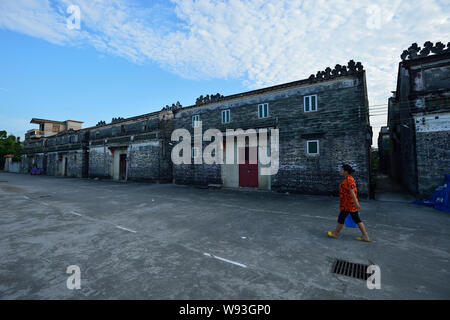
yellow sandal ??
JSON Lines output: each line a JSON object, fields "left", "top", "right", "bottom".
{"left": 356, "top": 237, "right": 371, "bottom": 242}
{"left": 327, "top": 231, "right": 337, "bottom": 239}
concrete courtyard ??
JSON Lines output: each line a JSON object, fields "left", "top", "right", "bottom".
{"left": 0, "top": 172, "right": 449, "bottom": 299}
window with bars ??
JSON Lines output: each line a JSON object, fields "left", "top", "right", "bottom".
{"left": 304, "top": 95, "right": 318, "bottom": 112}
{"left": 192, "top": 115, "right": 200, "bottom": 127}
{"left": 307, "top": 140, "right": 319, "bottom": 155}
{"left": 192, "top": 146, "right": 200, "bottom": 159}
{"left": 222, "top": 109, "right": 230, "bottom": 123}
{"left": 258, "top": 103, "right": 269, "bottom": 118}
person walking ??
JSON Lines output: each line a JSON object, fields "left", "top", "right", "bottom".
{"left": 327, "top": 164, "right": 371, "bottom": 242}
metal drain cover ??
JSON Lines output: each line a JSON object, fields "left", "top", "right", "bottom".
{"left": 331, "top": 259, "right": 369, "bottom": 280}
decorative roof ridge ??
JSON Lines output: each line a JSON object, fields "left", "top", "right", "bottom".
{"left": 308, "top": 60, "right": 364, "bottom": 82}
{"left": 401, "top": 41, "right": 450, "bottom": 61}
{"left": 177, "top": 60, "right": 364, "bottom": 111}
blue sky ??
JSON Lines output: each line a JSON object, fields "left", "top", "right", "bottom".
{"left": 0, "top": 0, "right": 449, "bottom": 146}
{"left": 0, "top": 28, "right": 244, "bottom": 131}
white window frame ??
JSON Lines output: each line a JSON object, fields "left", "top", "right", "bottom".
{"left": 258, "top": 103, "right": 269, "bottom": 118}
{"left": 192, "top": 146, "right": 200, "bottom": 159}
{"left": 304, "top": 95, "right": 318, "bottom": 113}
{"left": 306, "top": 140, "right": 320, "bottom": 155}
{"left": 222, "top": 109, "right": 230, "bottom": 123}
{"left": 192, "top": 115, "right": 200, "bottom": 128}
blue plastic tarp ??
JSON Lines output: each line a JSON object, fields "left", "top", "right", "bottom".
{"left": 30, "top": 167, "right": 44, "bottom": 175}
{"left": 413, "top": 174, "right": 450, "bottom": 213}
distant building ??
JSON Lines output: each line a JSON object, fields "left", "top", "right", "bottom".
{"left": 21, "top": 59, "right": 373, "bottom": 197}
{"left": 388, "top": 41, "right": 450, "bottom": 197}
{"left": 25, "top": 118, "right": 83, "bottom": 139}
{"left": 377, "top": 126, "right": 390, "bottom": 174}
{"left": 22, "top": 119, "right": 85, "bottom": 177}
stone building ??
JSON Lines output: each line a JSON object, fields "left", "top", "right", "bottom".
{"left": 21, "top": 112, "right": 174, "bottom": 182}
{"left": 21, "top": 59, "right": 373, "bottom": 197}
{"left": 388, "top": 41, "right": 450, "bottom": 197}
{"left": 87, "top": 112, "right": 172, "bottom": 182}
{"left": 173, "top": 60, "right": 372, "bottom": 197}
{"left": 21, "top": 127, "right": 88, "bottom": 178}
{"left": 377, "top": 126, "right": 390, "bottom": 174}
{"left": 25, "top": 118, "right": 83, "bottom": 140}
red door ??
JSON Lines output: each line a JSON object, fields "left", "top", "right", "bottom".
{"left": 239, "top": 147, "right": 258, "bottom": 188}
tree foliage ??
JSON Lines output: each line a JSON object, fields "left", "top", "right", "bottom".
{"left": 371, "top": 149, "right": 379, "bottom": 170}
{"left": 0, "top": 130, "right": 22, "bottom": 170}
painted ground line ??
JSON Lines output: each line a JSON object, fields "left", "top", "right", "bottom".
{"left": 64, "top": 209, "right": 137, "bottom": 233}
{"left": 203, "top": 253, "right": 247, "bottom": 268}
{"left": 116, "top": 225, "right": 137, "bottom": 233}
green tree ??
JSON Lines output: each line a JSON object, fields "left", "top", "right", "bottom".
{"left": 0, "top": 130, "right": 22, "bottom": 170}
{"left": 371, "top": 149, "right": 379, "bottom": 170}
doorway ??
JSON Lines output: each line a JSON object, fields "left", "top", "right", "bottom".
{"left": 63, "top": 157, "right": 68, "bottom": 176}
{"left": 119, "top": 154, "right": 127, "bottom": 180}
{"left": 58, "top": 154, "right": 68, "bottom": 176}
{"left": 239, "top": 146, "right": 258, "bottom": 188}
{"left": 43, "top": 155, "right": 47, "bottom": 174}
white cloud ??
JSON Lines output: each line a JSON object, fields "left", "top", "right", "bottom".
{"left": 0, "top": 0, "right": 69, "bottom": 44}
{"left": 1, "top": 0, "right": 449, "bottom": 146}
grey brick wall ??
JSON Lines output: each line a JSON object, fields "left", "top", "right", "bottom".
{"left": 67, "top": 151, "right": 83, "bottom": 178}
{"left": 88, "top": 145, "right": 111, "bottom": 178}
{"left": 46, "top": 152, "right": 58, "bottom": 176}
{"left": 173, "top": 163, "right": 222, "bottom": 186}
{"left": 90, "top": 118, "right": 159, "bottom": 140}
{"left": 20, "top": 155, "right": 29, "bottom": 173}
{"left": 158, "top": 111, "right": 174, "bottom": 183}
{"left": 127, "top": 141, "right": 160, "bottom": 181}
{"left": 20, "top": 72, "right": 372, "bottom": 197}
{"left": 273, "top": 131, "right": 370, "bottom": 196}
{"left": 172, "top": 74, "right": 371, "bottom": 197}
{"left": 20, "top": 153, "right": 45, "bottom": 174}
{"left": 20, "top": 130, "right": 87, "bottom": 177}
{"left": 416, "top": 130, "right": 450, "bottom": 197}
{"left": 389, "top": 52, "right": 450, "bottom": 196}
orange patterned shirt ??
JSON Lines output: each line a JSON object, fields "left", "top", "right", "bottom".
{"left": 339, "top": 175, "right": 358, "bottom": 212}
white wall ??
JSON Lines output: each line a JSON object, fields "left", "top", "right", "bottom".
{"left": 415, "top": 112, "right": 450, "bottom": 133}
{"left": 5, "top": 158, "right": 20, "bottom": 173}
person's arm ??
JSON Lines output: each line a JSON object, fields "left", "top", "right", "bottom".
{"left": 350, "top": 189, "right": 360, "bottom": 211}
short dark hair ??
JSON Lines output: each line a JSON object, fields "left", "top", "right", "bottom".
{"left": 342, "top": 164, "right": 355, "bottom": 174}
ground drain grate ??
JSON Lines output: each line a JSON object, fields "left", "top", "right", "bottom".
{"left": 331, "top": 259, "right": 369, "bottom": 280}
